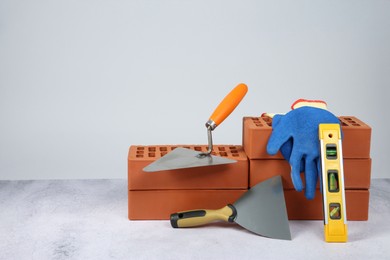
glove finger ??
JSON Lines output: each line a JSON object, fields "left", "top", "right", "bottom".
{"left": 289, "top": 147, "right": 303, "bottom": 191}
{"left": 304, "top": 157, "right": 318, "bottom": 200}
{"left": 266, "top": 125, "right": 292, "bottom": 156}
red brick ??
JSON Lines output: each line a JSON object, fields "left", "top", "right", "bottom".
{"left": 250, "top": 158, "right": 371, "bottom": 189}
{"left": 128, "top": 189, "right": 246, "bottom": 220}
{"left": 128, "top": 145, "right": 248, "bottom": 190}
{"left": 243, "top": 116, "right": 371, "bottom": 159}
{"left": 284, "top": 189, "right": 369, "bottom": 221}
{"left": 339, "top": 117, "right": 372, "bottom": 159}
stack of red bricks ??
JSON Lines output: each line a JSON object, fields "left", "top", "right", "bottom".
{"left": 128, "top": 145, "right": 248, "bottom": 219}
{"left": 243, "top": 115, "right": 371, "bottom": 220}
{"left": 128, "top": 116, "right": 371, "bottom": 220}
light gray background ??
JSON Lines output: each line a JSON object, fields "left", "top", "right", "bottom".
{"left": 1, "top": 0, "right": 389, "bottom": 180}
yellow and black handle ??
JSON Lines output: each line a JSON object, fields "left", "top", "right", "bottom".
{"left": 170, "top": 204, "right": 237, "bottom": 228}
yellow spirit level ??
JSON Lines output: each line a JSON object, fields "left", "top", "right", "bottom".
{"left": 319, "top": 124, "right": 348, "bottom": 242}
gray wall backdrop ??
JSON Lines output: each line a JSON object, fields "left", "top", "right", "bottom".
{"left": 1, "top": 0, "right": 389, "bottom": 180}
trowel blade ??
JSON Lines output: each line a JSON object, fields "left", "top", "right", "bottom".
{"left": 233, "top": 175, "right": 291, "bottom": 240}
{"left": 143, "top": 147, "right": 236, "bottom": 172}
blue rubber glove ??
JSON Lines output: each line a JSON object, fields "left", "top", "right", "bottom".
{"left": 267, "top": 106, "right": 340, "bottom": 200}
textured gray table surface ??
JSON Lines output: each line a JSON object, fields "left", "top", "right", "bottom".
{"left": 0, "top": 179, "right": 389, "bottom": 260}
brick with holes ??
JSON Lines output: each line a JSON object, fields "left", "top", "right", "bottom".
{"left": 128, "top": 145, "right": 248, "bottom": 190}
{"left": 242, "top": 116, "right": 371, "bottom": 159}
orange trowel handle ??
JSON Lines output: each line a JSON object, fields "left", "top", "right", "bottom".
{"left": 207, "top": 83, "right": 248, "bottom": 130}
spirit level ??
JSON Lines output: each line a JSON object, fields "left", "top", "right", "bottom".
{"left": 319, "top": 124, "right": 348, "bottom": 242}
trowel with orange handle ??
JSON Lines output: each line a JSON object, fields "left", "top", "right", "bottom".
{"left": 143, "top": 83, "right": 248, "bottom": 172}
{"left": 170, "top": 176, "right": 292, "bottom": 240}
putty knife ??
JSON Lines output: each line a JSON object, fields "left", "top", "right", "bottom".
{"left": 143, "top": 83, "right": 248, "bottom": 172}
{"left": 170, "top": 175, "right": 291, "bottom": 240}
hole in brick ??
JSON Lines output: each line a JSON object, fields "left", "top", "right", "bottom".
{"left": 211, "top": 152, "right": 217, "bottom": 155}
{"left": 229, "top": 146, "right": 237, "bottom": 150}
{"left": 194, "top": 147, "right": 202, "bottom": 151}
{"left": 136, "top": 155, "right": 143, "bottom": 158}
{"left": 137, "top": 147, "right": 144, "bottom": 151}
{"left": 230, "top": 150, "right": 238, "bottom": 154}
{"left": 232, "top": 153, "right": 239, "bottom": 157}
{"left": 220, "top": 152, "right": 228, "bottom": 156}
{"left": 344, "top": 117, "right": 352, "bottom": 120}
{"left": 183, "top": 146, "right": 190, "bottom": 149}
{"left": 160, "top": 152, "right": 167, "bottom": 156}
{"left": 171, "top": 147, "right": 177, "bottom": 150}
{"left": 148, "top": 153, "right": 155, "bottom": 157}
{"left": 136, "top": 151, "right": 144, "bottom": 154}
{"left": 350, "top": 120, "right": 356, "bottom": 123}
{"left": 218, "top": 147, "right": 226, "bottom": 151}
{"left": 255, "top": 123, "right": 263, "bottom": 127}
{"left": 148, "top": 147, "right": 156, "bottom": 152}
{"left": 352, "top": 123, "right": 360, "bottom": 126}
{"left": 159, "top": 147, "right": 167, "bottom": 151}
{"left": 341, "top": 122, "right": 348, "bottom": 126}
